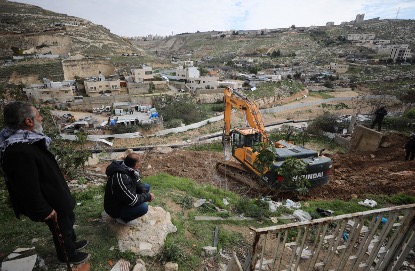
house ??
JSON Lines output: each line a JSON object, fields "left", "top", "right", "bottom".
{"left": 84, "top": 79, "right": 128, "bottom": 97}
{"left": 24, "top": 84, "right": 75, "bottom": 103}
{"left": 131, "top": 66, "right": 154, "bottom": 83}
{"left": 324, "top": 63, "right": 349, "bottom": 74}
{"left": 187, "top": 76, "right": 219, "bottom": 91}
{"left": 218, "top": 80, "right": 244, "bottom": 89}
{"left": 176, "top": 66, "right": 200, "bottom": 80}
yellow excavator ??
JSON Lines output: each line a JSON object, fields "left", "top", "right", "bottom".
{"left": 217, "top": 87, "right": 332, "bottom": 191}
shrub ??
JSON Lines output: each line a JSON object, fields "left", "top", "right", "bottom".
{"left": 382, "top": 116, "right": 414, "bottom": 131}
{"left": 403, "top": 108, "right": 415, "bottom": 119}
{"left": 164, "top": 119, "right": 182, "bottom": 128}
{"left": 307, "top": 112, "right": 339, "bottom": 133}
{"left": 153, "top": 95, "right": 206, "bottom": 125}
{"left": 211, "top": 104, "right": 224, "bottom": 112}
{"left": 235, "top": 197, "right": 268, "bottom": 218}
{"left": 111, "top": 125, "right": 138, "bottom": 134}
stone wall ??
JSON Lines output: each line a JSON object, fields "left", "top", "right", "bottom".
{"left": 192, "top": 88, "right": 309, "bottom": 108}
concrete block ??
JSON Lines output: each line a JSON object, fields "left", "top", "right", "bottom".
{"left": 202, "top": 246, "right": 217, "bottom": 256}
{"left": 349, "top": 125, "right": 383, "bottom": 152}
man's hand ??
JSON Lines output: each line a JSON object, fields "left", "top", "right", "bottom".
{"left": 45, "top": 209, "right": 57, "bottom": 222}
{"left": 148, "top": 193, "right": 155, "bottom": 202}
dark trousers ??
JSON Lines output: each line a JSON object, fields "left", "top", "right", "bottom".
{"left": 119, "top": 202, "right": 149, "bottom": 222}
{"left": 119, "top": 183, "right": 150, "bottom": 222}
{"left": 405, "top": 150, "right": 415, "bottom": 161}
{"left": 45, "top": 211, "right": 76, "bottom": 261}
{"left": 371, "top": 117, "right": 384, "bottom": 131}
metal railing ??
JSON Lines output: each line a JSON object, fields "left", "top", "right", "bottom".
{"left": 248, "top": 203, "right": 415, "bottom": 271}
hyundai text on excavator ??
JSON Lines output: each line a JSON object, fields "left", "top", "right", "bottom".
{"left": 216, "top": 87, "right": 332, "bottom": 191}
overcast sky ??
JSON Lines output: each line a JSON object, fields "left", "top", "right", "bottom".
{"left": 11, "top": 0, "right": 415, "bottom": 37}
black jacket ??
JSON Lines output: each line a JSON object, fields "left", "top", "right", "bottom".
{"left": 405, "top": 137, "right": 415, "bottom": 152}
{"left": 104, "top": 160, "right": 151, "bottom": 218}
{"left": 2, "top": 140, "right": 75, "bottom": 221}
{"left": 374, "top": 107, "right": 388, "bottom": 119}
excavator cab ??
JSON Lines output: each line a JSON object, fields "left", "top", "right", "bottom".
{"left": 231, "top": 128, "right": 263, "bottom": 149}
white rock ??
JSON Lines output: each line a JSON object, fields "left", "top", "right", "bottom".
{"left": 103, "top": 206, "right": 177, "bottom": 257}
{"left": 1, "top": 254, "right": 37, "bottom": 271}
{"left": 164, "top": 262, "right": 178, "bottom": 271}
{"left": 132, "top": 259, "right": 146, "bottom": 271}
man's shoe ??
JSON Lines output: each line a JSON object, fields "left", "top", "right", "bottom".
{"left": 75, "top": 240, "right": 88, "bottom": 250}
{"left": 59, "top": 252, "right": 90, "bottom": 265}
{"left": 116, "top": 218, "right": 138, "bottom": 226}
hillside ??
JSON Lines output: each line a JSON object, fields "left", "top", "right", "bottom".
{"left": 0, "top": 1, "right": 414, "bottom": 94}
{"left": 0, "top": 0, "right": 142, "bottom": 58}
{"left": 133, "top": 19, "right": 415, "bottom": 63}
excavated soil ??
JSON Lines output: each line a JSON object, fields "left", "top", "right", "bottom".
{"left": 136, "top": 132, "right": 415, "bottom": 201}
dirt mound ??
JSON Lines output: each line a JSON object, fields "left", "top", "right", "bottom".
{"left": 306, "top": 132, "right": 415, "bottom": 200}
{"left": 139, "top": 132, "right": 415, "bottom": 201}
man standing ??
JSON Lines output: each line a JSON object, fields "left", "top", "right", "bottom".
{"left": 0, "top": 101, "right": 89, "bottom": 264}
{"left": 104, "top": 153, "right": 154, "bottom": 226}
{"left": 371, "top": 106, "right": 388, "bottom": 131}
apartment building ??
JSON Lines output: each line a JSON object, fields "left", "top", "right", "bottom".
{"left": 374, "top": 44, "right": 412, "bottom": 61}
{"left": 390, "top": 45, "right": 412, "bottom": 62}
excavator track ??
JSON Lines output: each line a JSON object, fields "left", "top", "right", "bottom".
{"left": 216, "top": 161, "right": 266, "bottom": 191}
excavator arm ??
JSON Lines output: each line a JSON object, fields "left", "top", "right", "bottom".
{"left": 223, "top": 87, "right": 268, "bottom": 142}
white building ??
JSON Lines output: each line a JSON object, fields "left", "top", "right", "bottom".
{"left": 84, "top": 79, "right": 127, "bottom": 97}
{"left": 219, "top": 80, "right": 244, "bottom": 89}
{"left": 131, "top": 66, "right": 154, "bottom": 83}
{"left": 176, "top": 66, "right": 200, "bottom": 80}
{"left": 187, "top": 76, "right": 218, "bottom": 91}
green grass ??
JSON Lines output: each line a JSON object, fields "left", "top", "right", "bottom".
{"left": 308, "top": 91, "right": 335, "bottom": 99}
{"left": 187, "top": 141, "right": 223, "bottom": 152}
{"left": 1, "top": 171, "right": 414, "bottom": 270}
